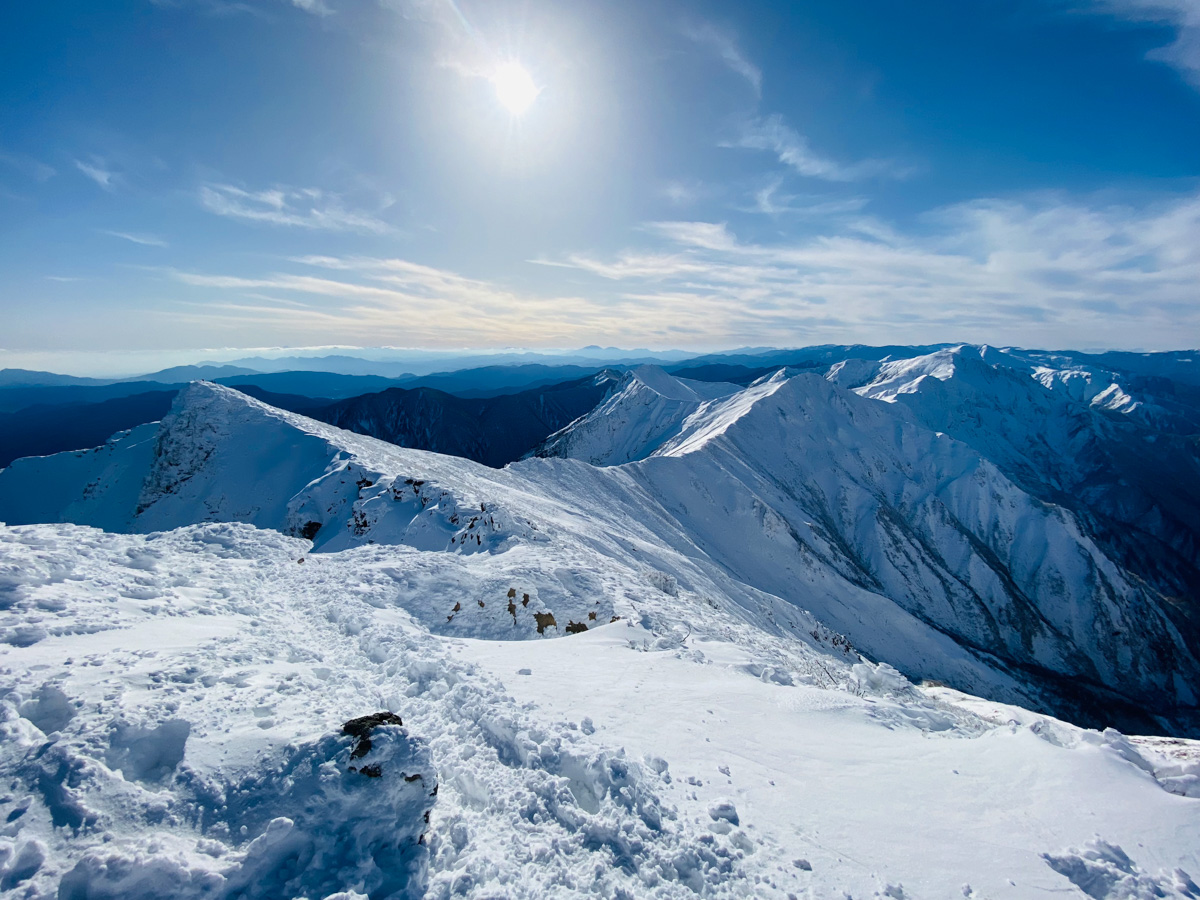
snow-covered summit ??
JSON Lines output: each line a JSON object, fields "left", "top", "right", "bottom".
{"left": 2, "top": 368, "right": 1200, "bottom": 899}
{"left": 533, "top": 366, "right": 740, "bottom": 465}
{"left": 0, "top": 382, "right": 541, "bottom": 557}
{"left": 833, "top": 346, "right": 1200, "bottom": 606}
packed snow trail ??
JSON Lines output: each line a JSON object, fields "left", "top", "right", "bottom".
{"left": 2, "top": 522, "right": 1199, "bottom": 899}
{"left": 0, "top": 523, "right": 857, "bottom": 899}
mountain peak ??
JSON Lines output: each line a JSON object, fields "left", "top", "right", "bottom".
{"left": 535, "top": 367, "right": 740, "bottom": 465}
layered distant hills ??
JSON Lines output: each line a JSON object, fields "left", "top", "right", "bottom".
{"left": 2, "top": 344, "right": 1198, "bottom": 737}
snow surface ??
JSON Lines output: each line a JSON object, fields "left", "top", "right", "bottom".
{"left": 0, "top": 375, "right": 1198, "bottom": 898}
{"left": 2, "top": 523, "right": 1198, "bottom": 899}
{"left": 533, "top": 367, "right": 741, "bottom": 466}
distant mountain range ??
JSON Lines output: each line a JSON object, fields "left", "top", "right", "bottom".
{"left": 0, "top": 372, "right": 620, "bottom": 470}
{"left": 4, "top": 346, "right": 1198, "bottom": 738}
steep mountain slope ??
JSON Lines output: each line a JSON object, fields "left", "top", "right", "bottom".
{"left": 3, "top": 377, "right": 1196, "bottom": 736}
{"left": 539, "top": 367, "right": 1200, "bottom": 734}
{"left": 313, "top": 371, "right": 621, "bottom": 467}
{"left": 533, "top": 367, "right": 741, "bottom": 465}
{"left": 0, "top": 373, "right": 616, "bottom": 472}
{"left": 832, "top": 346, "right": 1200, "bottom": 609}
{"left": 0, "top": 391, "right": 176, "bottom": 468}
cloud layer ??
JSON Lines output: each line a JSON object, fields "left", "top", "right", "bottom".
{"left": 1097, "top": 0, "right": 1200, "bottom": 87}
{"left": 160, "top": 188, "right": 1200, "bottom": 351}
{"left": 540, "top": 189, "right": 1200, "bottom": 348}
{"left": 198, "top": 184, "right": 394, "bottom": 234}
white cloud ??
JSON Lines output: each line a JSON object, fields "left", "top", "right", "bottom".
{"left": 536, "top": 189, "right": 1200, "bottom": 349}
{"left": 147, "top": 189, "right": 1200, "bottom": 350}
{"left": 163, "top": 255, "right": 673, "bottom": 346}
{"left": 683, "top": 23, "right": 762, "bottom": 97}
{"left": 101, "top": 230, "right": 169, "bottom": 247}
{"left": 75, "top": 159, "right": 118, "bottom": 191}
{"left": 727, "top": 115, "right": 914, "bottom": 182}
{"left": 149, "top": 0, "right": 319, "bottom": 15}
{"left": 288, "top": 0, "right": 331, "bottom": 15}
{"left": 1092, "top": 0, "right": 1200, "bottom": 87}
{"left": 198, "top": 184, "right": 394, "bottom": 234}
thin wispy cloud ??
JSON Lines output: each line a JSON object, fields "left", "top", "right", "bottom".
{"left": 162, "top": 255, "right": 670, "bottom": 346}
{"left": 535, "top": 189, "right": 1200, "bottom": 348}
{"left": 684, "top": 22, "right": 762, "bottom": 97}
{"left": 198, "top": 184, "right": 394, "bottom": 234}
{"left": 288, "top": 0, "right": 331, "bottom": 16}
{"left": 745, "top": 179, "right": 869, "bottom": 217}
{"left": 101, "top": 230, "right": 169, "bottom": 247}
{"left": 153, "top": 188, "right": 1200, "bottom": 349}
{"left": 148, "top": 0, "right": 314, "bottom": 16}
{"left": 75, "top": 158, "right": 118, "bottom": 191}
{"left": 1092, "top": 0, "right": 1200, "bottom": 88}
{"left": 727, "top": 115, "right": 914, "bottom": 182}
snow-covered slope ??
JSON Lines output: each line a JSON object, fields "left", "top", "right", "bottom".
{"left": 1, "top": 524, "right": 1198, "bottom": 899}
{"left": 586, "top": 369, "right": 1198, "bottom": 732}
{"left": 534, "top": 366, "right": 740, "bottom": 465}
{"left": 3, "top": 377, "right": 1195, "bottom": 734}
{"left": 833, "top": 345, "right": 1200, "bottom": 607}
{"left": 1, "top": 375, "right": 1199, "bottom": 899}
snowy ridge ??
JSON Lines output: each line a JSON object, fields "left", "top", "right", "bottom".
{"left": 534, "top": 366, "right": 741, "bottom": 466}
{"left": 1, "top": 366, "right": 1199, "bottom": 898}
{"left": 591, "top": 370, "right": 1200, "bottom": 729}
{"left": 836, "top": 345, "right": 1200, "bottom": 607}
{"left": 1, "top": 382, "right": 540, "bottom": 556}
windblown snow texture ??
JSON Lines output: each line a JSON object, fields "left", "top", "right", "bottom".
{"left": 1, "top": 347, "right": 1198, "bottom": 898}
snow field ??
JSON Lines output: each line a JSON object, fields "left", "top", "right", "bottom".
{"left": 1, "top": 365, "right": 1199, "bottom": 899}
{"left": 0, "top": 522, "right": 866, "bottom": 899}
{"left": 1, "top": 521, "right": 1198, "bottom": 898}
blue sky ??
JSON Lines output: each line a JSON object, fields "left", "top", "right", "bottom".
{"left": 2, "top": 0, "right": 1199, "bottom": 373}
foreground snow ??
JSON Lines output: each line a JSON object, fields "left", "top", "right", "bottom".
{"left": 1, "top": 366, "right": 1198, "bottom": 899}
{"left": 1, "top": 522, "right": 1198, "bottom": 899}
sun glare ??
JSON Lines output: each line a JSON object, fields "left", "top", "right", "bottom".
{"left": 492, "top": 62, "right": 539, "bottom": 115}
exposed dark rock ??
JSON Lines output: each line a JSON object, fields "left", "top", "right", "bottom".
{"left": 343, "top": 712, "right": 403, "bottom": 762}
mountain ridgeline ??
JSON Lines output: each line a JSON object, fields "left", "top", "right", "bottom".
{"left": 0, "top": 371, "right": 622, "bottom": 469}
{"left": 1, "top": 346, "right": 1198, "bottom": 738}
{"left": 307, "top": 370, "right": 622, "bottom": 468}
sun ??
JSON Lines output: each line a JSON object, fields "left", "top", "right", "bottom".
{"left": 491, "top": 62, "right": 539, "bottom": 115}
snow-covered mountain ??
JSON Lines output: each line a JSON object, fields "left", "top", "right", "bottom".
{"left": 538, "top": 364, "right": 1200, "bottom": 734}
{"left": 4, "top": 372, "right": 1196, "bottom": 733}
{"left": 533, "top": 366, "right": 742, "bottom": 465}
{"left": 831, "top": 345, "right": 1200, "bottom": 609}
{"left": 2, "top": 359, "right": 1199, "bottom": 899}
